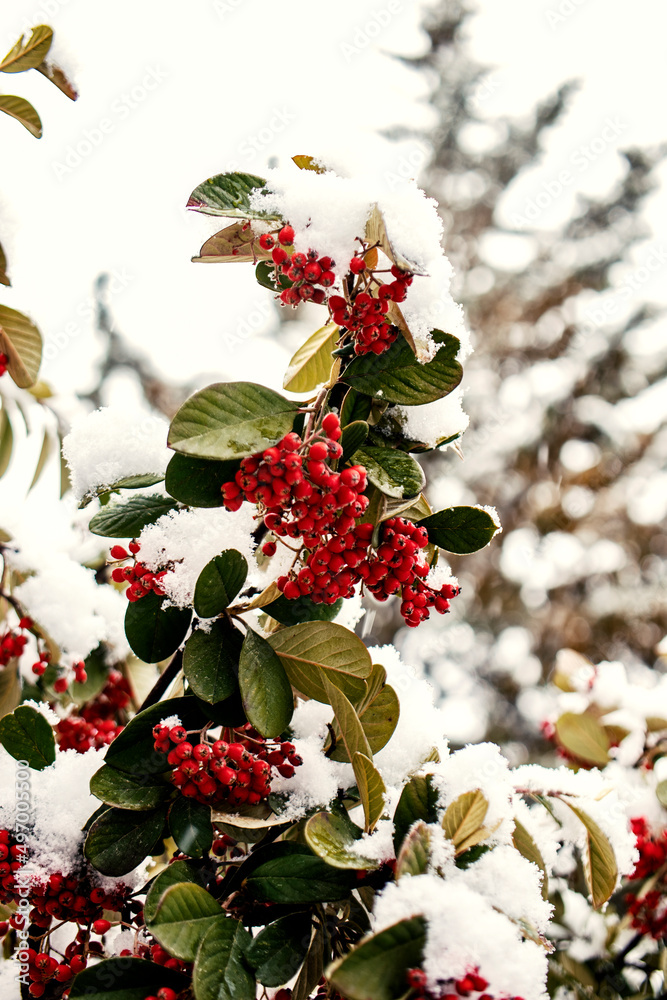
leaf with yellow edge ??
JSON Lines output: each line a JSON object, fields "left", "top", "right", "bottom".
{"left": 561, "top": 800, "right": 617, "bottom": 908}
{"left": 0, "top": 26, "right": 52, "bottom": 73}
{"left": 352, "top": 752, "right": 386, "bottom": 831}
{"left": 322, "top": 673, "right": 372, "bottom": 763}
{"left": 0, "top": 305, "right": 42, "bottom": 386}
{"left": 292, "top": 155, "right": 328, "bottom": 173}
{"left": 0, "top": 95, "right": 42, "bottom": 138}
{"left": 283, "top": 322, "right": 339, "bottom": 393}
{"left": 442, "top": 789, "right": 488, "bottom": 849}
{"left": 192, "top": 221, "right": 272, "bottom": 265}
{"left": 554, "top": 712, "right": 610, "bottom": 768}
{"left": 513, "top": 819, "right": 549, "bottom": 899}
{"left": 364, "top": 204, "right": 427, "bottom": 276}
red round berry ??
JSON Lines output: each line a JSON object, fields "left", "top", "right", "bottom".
{"left": 278, "top": 225, "right": 295, "bottom": 246}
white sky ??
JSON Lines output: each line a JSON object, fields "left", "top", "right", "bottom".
{"left": 0, "top": 0, "right": 665, "bottom": 397}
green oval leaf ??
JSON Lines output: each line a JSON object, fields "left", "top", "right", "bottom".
{"left": 194, "top": 549, "right": 248, "bottom": 618}
{"left": 89, "top": 494, "right": 177, "bottom": 538}
{"left": 183, "top": 618, "right": 243, "bottom": 705}
{"left": 168, "top": 381, "right": 297, "bottom": 461}
{"left": 90, "top": 764, "right": 171, "bottom": 811}
{"left": 245, "top": 843, "right": 357, "bottom": 903}
{"left": 418, "top": 505, "right": 499, "bottom": 554}
{"left": 327, "top": 917, "right": 427, "bottom": 1000}
{"left": 554, "top": 712, "right": 611, "bottom": 768}
{"left": 329, "top": 679, "right": 399, "bottom": 762}
{"left": 396, "top": 820, "right": 431, "bottom": 879}
{"left": 352, "top": 752, "right": 386, "bottom": 832}
{"left": 78, "top": 473, "right": 166, "bottom": 509}
{"left": 165, "top": 452, "right": 238, "bottom": 507}
{"left": 246, "top": 913, "right": 313, "bottom": 987}
{"left": 143, "top": 859, "right": 208, "bottom": 924}
{"left": 0, "top": 304, "right": 42, "bottom": 386}
{"left": 512, "top": 819, "right": 548, "bottom": 900}
{"left": 0, "top": 94, "right": 42, "bottom": 138}
{"left": 442, "top": 789, "right": 488, "bottom": 849}
{"left": 84, "top": 806, "right": 165, "bottom": 877}
{"left": 69, "top": 957, "right": 189, "bottom": 1000}
{"left": 168, "top": 796, "right": 213, "bottom": 859}
{"left": 561, "top": 800, "right": 618, "bottom": 908}
{"left": 323, "top": 674, "right": 372, "bottom": 764}
{"left": 341, "top": 420, "right": 369, "bottom": 463}
{"left": 0, "top": 704, "right": 55, "bottom": 770}
{"left": 238, "top": 627, "right": 293, "bottom": 738}
{"left": 392, "top": 774, "right": 439, "bottom": 851}
{"left": 193, "top": 917, "right": 255, "bottom": 1000}
{"left": 124, "top": 590, "right": 192, "bottom": 664}
{"left": 352, "top": 446, "right": 425, "bottom": 500}
{"left": 283, "top": 322, "right": 339, "bottom": 393}
{"left": 340, "top": 389, "right": 372, "bottom": 427}
{"left": 187, "top": 171, "right": 280, "bottom": 220}
{"left": 267, "top": 621, "right": 372, "bottom": 704}
{"left": 343, "top": 330, "right": 461, "bottom": 406}
{"left": 148, "top": 882, "right": 223, "bottom": 961}
{"left": 305, "top": 809, "right": 377, "bottom": 871}
{"left": 0, "top": 26, "right": 53, "bottom": 73}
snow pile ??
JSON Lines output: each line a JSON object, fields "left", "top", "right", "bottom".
{"left": 63, "top": 404, "right": 170, "bottom": 501}
{"left": 394, "top": 386, "right": 469, "bottom": 449}
{"left": 249, "top": 163, "right": 469, "bottom": 361}
{"left": 137, "top": 504, "right": 257, "bottom": 608}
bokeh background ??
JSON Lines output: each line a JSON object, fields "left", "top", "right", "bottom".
{"left": 1, "top": 0, "right": 666, "bottom": 759}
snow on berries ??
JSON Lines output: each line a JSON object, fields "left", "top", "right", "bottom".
{"left": 152, "top": 720, "right": 302, "bottom": 808}
{"left": 220, "top": 413, "right": 458, "bottom": 626}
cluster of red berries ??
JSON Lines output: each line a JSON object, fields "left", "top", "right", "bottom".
{"left": 57, "top": 669, "right": 131, "bottom": 752}
{"left": 144, "top": 989, "right": 179, "bottom": 1000}
{"left": 407, "top": 967, "right": 524, "bottom": 1000}
{"left": 259, "top": 225, "right": 333, "bottom": 306}
{"left": 625, "top": 817, "right": 667, "bottom": 938}
{"left": 11, "top": 946, "right": 88, "bottom": 997}
{"left": 133, "top": 937, "right": 190, "bottom": 974}
{"left": 0, "top": 616, "right": 32, "bottom": 666}
{"left": 0, "top": 352, "right": 8, "bottom": 377}
{"left": 152, "top": 721, "right": 302, "bottom": 808}
{"left": 109, "top": 541, "right": 167, "bottom": 602}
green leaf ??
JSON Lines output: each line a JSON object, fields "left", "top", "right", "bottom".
{"left": 184, "top": 618, "right": 242, "bottom": 705}
{"left": 194, "top": 550, "right": 248, "bottom": 618}
{"left": 169, "top": 796, "right": 213, "bottom": 859}
{"left": 0, "top": 94, "right": 42, "bottom": 138}
{"left": 84, "top": 807, "right": 165, "bottom": 877}
{"left": 554, "top": 712, "right": 611, "bottom": 768}
{"left": 352, "top": 446, "right": 424, "bottom": 500}
{"left": 442, "top": 789, "right": 488, "bottom": 850}
{"left": 322, "top": 674, "right": 372, "bottom": 763}
{"left": 341, "top": 420, "right": 369, "bottom": 463}
{"left": 0, "top": 704, "right": 55, "bottom": 770}
{"left": 262, "top": 592, "right": 343, "bottom": 626}
{"left": 212, "top": 802, "right": 290, "bottom": 844}
{"left": 89, "top": 494, "right": 177, "bottom": 538}
{"left": 90, "top": 764, "right": 171, "bottom": 811}
{"left": 192, "top": 220, "right": 273, "bottom": 264}
{"left": 329, "top": 678, "right": 399, "bottom": 762}
{"left": 148, "top": 882, "right": 223, "bottom": 961}
{"left": 168, "top": 381, "right": 297, "bottom": 461}
{"left": 187, "top": 171, "right": 280, "bottom": 220}
{"left": 268, "top": 621, "right": 372, "bottom": 704}
{"left": 193, "top": 917, "right": 255, "bottom": 1000}
{"left": 561, "top": 800, "right": 618, "bottom": 908}
{"left": 78, "top": 473, "right": 166, "bottom": 509}
{"left": 238, "top": 627, "right": 293, "bottom": 738}
{"left": 340, "top": 389, "right": 372, "bottom": 427}
{"left": 245, "top": 843, "right": 357, "bottom": 903}
{"left": 69, "top": 958, "right": 189, "bottom": 1000}
{"left": 124, "top": 590, "right": 192, "bottom": 664}
{"left": 246, "top": 913, "right": 313, "bottom": 987}
{"left": 418, "top": 505, "right": 499, "bottom": 554}
{"left": 393, "top": 774, "right": 439, "bottom": 851}
{"left": 292, "top": 925, "right": 324, "bottom": 1000}
{"left": 396, "top": 820, "right": 431, "bottom": 879}
{"left": 283, "top": 322, "right": 339, "bottom": 393}
{"left": 512, "top": 819, "right": 549, "bottom": 900}
{"left": 305, "top": 808, "right": 377, "bottom": 870}
{"left": 327, "top": 917, "right": 427, "bottom": 1000}
{"left": 343, "top": 330, "right": 462, "bottom": 406}
{"left": 352, "top": 752, "right": 386, "bottom": 831}
{"left": 0, "top": 26, "right": 53, "bottom": 72}
{"left": 143, "top": 859, "right": 207, "bottom": 924}
{"left": 104, "top": 696, "right": 207, "bottom": 775}
{"left": 0, "top": 304, "right": 42, "bottom": 386}
{"left": 165, "top": 452, "right": 237, "bottom": 507}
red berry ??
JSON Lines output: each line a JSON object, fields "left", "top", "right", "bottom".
{"left": 278, "top": 225, "right": 295, "bottom": 246}
{"left": 349, "top": 256, "right": 365, "bottom": 274}
{"left": 259, "top": 233, "right": 275, "bottom": 250}
{"left": 92, "top": 918, "right": 111, "bottom": 935}
{"left": 109, "top": 545, "right": 128, "bottom": 560}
